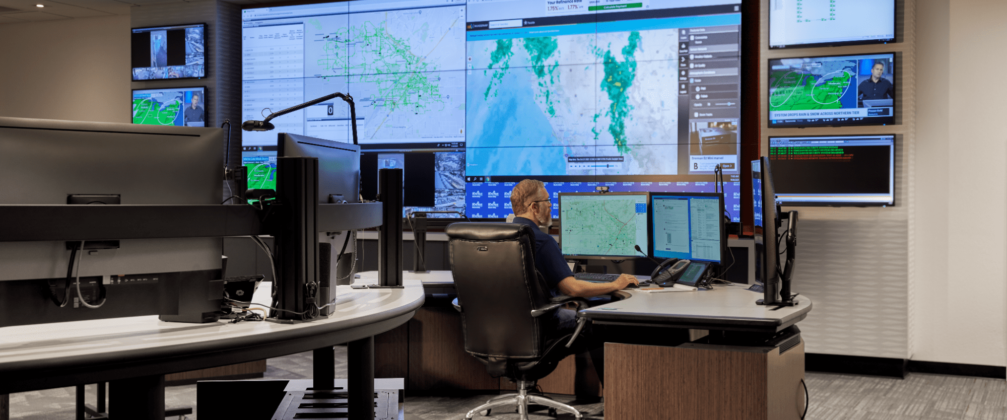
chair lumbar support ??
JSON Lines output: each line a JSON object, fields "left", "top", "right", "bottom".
{"left": 465, "top": 380, "right": 582, "bottom": 420}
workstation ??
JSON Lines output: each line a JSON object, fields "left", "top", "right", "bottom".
{"left": 1, "top": 0, "right": 1005, "bottom": 419}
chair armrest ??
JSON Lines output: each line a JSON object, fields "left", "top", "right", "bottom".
{"left": 451, "top": 297, "right": 462, "bottom": 313}
{"left": 530, "top": 302, "right": 563, "bottom": 318}
{"left": 550, "top": 295, "right": 590, "bottom": 311}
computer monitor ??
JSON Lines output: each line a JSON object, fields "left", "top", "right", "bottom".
{"left": 242, "top": 133, "right": 360, "bottom": 204}
{"left": 752, "top": 157, "right": 781, "bottom": 300}
{"left": 558, "top": 192, "right": 649, "bottom": 260}
{"left": 769, "top": 134, "right": 896, "bottom": 206}
{"left": 0, "top": 117, "right": 223, "bottom": 326}
{"left": 648, "top": 193, "right": 724, "bottom": 264}
{"left": 132, "top": 87, "right": 206, "bottom": 127}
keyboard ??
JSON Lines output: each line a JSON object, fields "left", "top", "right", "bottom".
{"left": 574, "top": 273, "right": 621, "bottom": 282}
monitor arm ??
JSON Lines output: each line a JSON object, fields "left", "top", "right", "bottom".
{"left": 778, "top": 210, "right": 799, "bottom": 306}
{"left": 243, "top": 92, "right": 359, "bottom": 146}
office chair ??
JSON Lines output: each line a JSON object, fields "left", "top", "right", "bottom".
{"left": 446, "top": 222, "right": 589, "bottom": 420}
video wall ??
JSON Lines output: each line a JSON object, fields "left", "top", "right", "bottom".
{"left": 241, "top": 0, "right": 744, "bottom": 221}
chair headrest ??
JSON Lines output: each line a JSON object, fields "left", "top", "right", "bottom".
{"left": 446, "top": 222, "right": 532, "bottom": 241}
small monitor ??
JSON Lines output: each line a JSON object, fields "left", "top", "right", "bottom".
{"left": 241, "top": 134, "right": 360, "bottom": 204}
{"left": 559, "top": 192, "right": 649, "bottom": 260}
{"left": 649, "top": 193, "right": 724, "bottom": 264}
{"left": 131, "top": 23, "right": 205, "bottom": 81}
{"left": 770, "top": 134, "right": 895, "bottom": 206}
{"left": 752, "top": 157, "right": 781, "bottom": 291}
{"left": 132, "top": 87, "right": 205, "bottom": 127}
{"left": 770, "top": 0, "right": 895, "bottom": 49}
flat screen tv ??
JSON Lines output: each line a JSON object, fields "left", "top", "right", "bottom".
{"left": 770, "top": 135, "right": 895, "bottom": 206}
{"left": 769, "top": 52, "right": 894, "bottom": 128}
{"left": 769, "top": 0, "right": 895, "bottom": 49}
{"left": 131, "top": 23, "right": 205, "bottom": 80}
{"left": 132, "top": 87, "right": 206, "bottom": 127}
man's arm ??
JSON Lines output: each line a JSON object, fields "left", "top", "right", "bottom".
{"left": 557, "top": 274, "right": 638, "bottom": 298}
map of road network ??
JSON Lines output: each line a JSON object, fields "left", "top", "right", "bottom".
{"left": 769, "top": 58, "right": 858, "bottom": 112}
{"left": 561, "top": 197, "right": 647, "bottom": 257}
{"left": 304, "top": 6, "right": 466, "bottom": 143}
{"left": 244, "top": 159, "right": 276, "bottom": 191}
{"left": 466, "top": 28, "right": 680, "bottom": 177}
{"left": 133, "top": 92, "right": 185, "bottom": 126}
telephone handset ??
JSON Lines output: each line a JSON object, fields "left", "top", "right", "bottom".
{"left": 650, "top": 259, "right": 691, "bottom": 287}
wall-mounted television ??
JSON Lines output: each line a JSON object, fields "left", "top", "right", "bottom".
{"left": 131, "top": 23, "right": 205, "bottom": 80}
{"left": 769, "top": 134, "right": 895, "bottom": 206}
{"left": 132, "top": 87, "right": 206, "bottom": 127}
{"left": 769, "top": 0, "right": 895, "bottom": 49}
{"left": 768, "top": 52, "right": 894, "bottom": 128}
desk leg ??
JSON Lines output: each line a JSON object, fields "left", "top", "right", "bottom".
{"left": 314, "top": 346, "right": 336, "bottom": 391}
{"left": 110, "top": 375, "right": 165, "bottom": 420}
{"left": 76, "top": 385, "right": 85, "bottom": 420}
{"left": 1, "top": 393, "right": 8, "bottom": 420}
{"left": 348, "top": 336, "right": 374, "bottom": 420}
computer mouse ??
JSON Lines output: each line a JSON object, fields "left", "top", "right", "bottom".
{"left": 624, "top": 282, "right": 639, "bottom": 289}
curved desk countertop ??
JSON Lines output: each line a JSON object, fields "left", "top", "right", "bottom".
{"left": 0, "top": 280, "right": 425, "bottom": 396}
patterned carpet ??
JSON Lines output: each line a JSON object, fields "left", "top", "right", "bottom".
{"left": 4, "top": 347, "right": 1005, "bottom": 420}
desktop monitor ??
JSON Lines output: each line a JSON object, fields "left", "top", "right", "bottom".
{"left": 648, "top": 193, "right": 724, "bottom": 264}
{"left": 242, "top": 133, "right": 360, "bottom": 204}
{"left": 752, "top": 157, "right": 781, "bottom": 299}
{"left": 770, "top": 134, "right": 896, "bottom": 206}
{"left": 0, "top": 117, "right": 224, "bottom": 326}
{"left": 558, "top": 192, "right": 649, "bottom": 260}
{"left": 132, "top": 87, "right": 206, "bottom": 127}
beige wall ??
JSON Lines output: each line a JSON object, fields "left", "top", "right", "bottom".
{"left": 913, "top": 0, "right": 1007, "bottom": 367}
{"left": 0, "top": 15, "right": 131, "bottom": 123}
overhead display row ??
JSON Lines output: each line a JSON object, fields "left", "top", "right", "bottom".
{"left": 241, "top": 0, "right": 744, "bottom": 220}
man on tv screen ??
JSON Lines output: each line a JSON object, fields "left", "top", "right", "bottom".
{"left": 858, "top": 61, "right": 894, "bottom": 104}
{"left": 184, "top": 93, "right": 204, "bottom": 126}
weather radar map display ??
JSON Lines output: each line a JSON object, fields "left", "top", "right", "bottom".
{"left": 242, "top": 0, "right": 744, "bottom": 220}
{"left": 132, "top": 87, "right": 205, "bottom": 126}
{"left": 769, "top": 53, "right": 894, "bottom": 127}
{"left": 559, "top": 193, "right": 648, "bottom": 258}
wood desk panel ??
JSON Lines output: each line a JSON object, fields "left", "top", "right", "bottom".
{"left": 408, "top": 306, "right": 500, "bottom": 391}
{"left": 165, "top": 360, "right": 266, "bottom": 384}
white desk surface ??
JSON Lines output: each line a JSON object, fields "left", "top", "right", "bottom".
{"left": 0, "top": 280, "right": 424, "bottom": 393}
{"left": 355, "top": 270, "right": 455, "bottom": 286}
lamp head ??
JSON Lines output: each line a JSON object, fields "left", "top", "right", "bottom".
{"left": 241, "top": 120, "right": 275, "bottom": 132}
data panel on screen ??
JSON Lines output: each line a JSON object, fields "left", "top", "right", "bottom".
{"left": 241, "top": 0, "right": 744, "bottom": 220}
{"left": 768, "top": 53, "right": 894, "bottom": 128}
{"left": 560, "top": 193, "right": 648, "bottom": 259}
{"left": 770, "top": 0, "right": 895, "bottom": 49}
{"left": 131, "top": 23, "right": 205, "bottom": 81}
{"left": 770, "top": 135, "right": 894, "bottom": 206}
{"left": 132, "top": 87, "right": 206, "bottom": 127}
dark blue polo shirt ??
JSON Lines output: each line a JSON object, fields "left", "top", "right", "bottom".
{"left": 858, "top": 77, "right": 894, "bottom": 101}
{"left": 512, "top": 217, "right": 573, "bottom": 295}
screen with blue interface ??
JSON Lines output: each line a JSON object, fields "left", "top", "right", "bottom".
{"left": 651, "top": 193, "right": 722, "bottom": 263}
{"left": 242, "top": 0, "right": 743, "bottom": 219}
{"left": 769, "top": 0, "right": 895, "bottom": 49}
{"left": 132, "top": 87, "right": 205, "bottom": 127}
{"left": 559, "top": 193, "right": 648, "bottom": 258}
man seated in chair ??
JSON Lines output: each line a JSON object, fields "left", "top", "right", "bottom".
{"left": 509, "top": 179, "right": 639, "bottom": 393}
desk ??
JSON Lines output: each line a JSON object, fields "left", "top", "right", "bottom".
{"left": 580, "top": 285, "right": 813, "bottom": 420}
{"left": 0, "top": 280, "right": 424, "bottom": 419}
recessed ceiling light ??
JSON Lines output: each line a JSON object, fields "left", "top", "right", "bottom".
{"left": 36, "top": 4, "right": 44, "bottom": 7}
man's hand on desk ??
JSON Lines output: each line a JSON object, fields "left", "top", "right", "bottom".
{"left": 613, "top": 274, "right": 640, "bottom": 290}
{"left": 559, "top": 274, "right": 639, "bottom": 298}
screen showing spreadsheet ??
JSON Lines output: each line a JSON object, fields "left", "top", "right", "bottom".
{"left": 650, "top": 193, "right": 723, "bottom": 263}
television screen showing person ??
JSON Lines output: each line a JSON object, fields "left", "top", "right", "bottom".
{"left": 858, "top": 59, "right": 894, "bottom": 106}
{"left": 184, "top": 93, "right": 204, "bottom": 126}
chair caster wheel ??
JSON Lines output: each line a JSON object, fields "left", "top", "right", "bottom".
{"left": 548, "top": 408, "right": 558, "bottom": 417}
{"left": 485, "top": 409, "right": 490, "bottom": 416}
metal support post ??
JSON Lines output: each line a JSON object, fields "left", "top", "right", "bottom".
{"left": 348, "top": 336, "right": 375, "bottom": 420}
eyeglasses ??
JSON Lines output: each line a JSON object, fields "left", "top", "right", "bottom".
{"left": 528, "top": 199, "right": 551, "bottom": 206}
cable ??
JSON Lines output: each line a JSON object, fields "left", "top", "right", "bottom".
{"left": 405, "top": 211, "right": 426, "bottom": 270}
{"left": 224, "top": 298, "right": 311, "bottom": 317}
{"left": 801, "top": 378, "right": 809, "bottom": 419}
{"left": 337, "top": 231, "right": 358, "bottom": 282}
{"left": 221, "top": 195, "right": 243, "bottom": 204}
{"left": 47, "top": 246, "right": 78, "bottom": 307}
{"left": 74, "top": 241, "right": 106, "bottom": 309}
{"left": 248, "top": 236, "right": 278, "bottom": 316}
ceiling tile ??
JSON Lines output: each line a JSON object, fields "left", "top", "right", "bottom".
{"left": 49, "top": 0, "right": 130, "bottom": 14}
{"left": 35, "top": 2, "right": 111, "bottom": 17}
{"left": 1, "top": 11, "right": 67, "bottom": 20}
{"left": 0, "top": 14, "right": 26, "bottom": 22}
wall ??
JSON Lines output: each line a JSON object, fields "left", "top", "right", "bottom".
{"left": 913, "top": 0, "right": 1007, "bottom": 368}
{"left": 0, "top": 15, "right": 131, "bottom": 123}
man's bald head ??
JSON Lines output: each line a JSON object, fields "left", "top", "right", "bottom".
{"left": 510, "top": 179, "right": 545, "bottom": 215}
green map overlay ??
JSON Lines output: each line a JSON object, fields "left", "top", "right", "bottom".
{"left": 769, "top": 69, "right": 852, "bottom": 111}
{"left": 244, "top": 161, "right": 276, "bottom": 191}
{"left": 132, "top": 98, "right": 181, "bottom": 125}
{"left": 561, "top": 197, "right": 641, "bottom": 256}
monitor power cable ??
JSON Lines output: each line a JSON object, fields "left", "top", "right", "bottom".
{"left": 74, "top": 241, "right": 107, "bottom": 309}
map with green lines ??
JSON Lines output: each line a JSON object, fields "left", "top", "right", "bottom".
{"left": 243, "top": 157, "right": 276, "bottom": 191}
{"left": 132, "top": 93, "right": 184, "bottom": 126}
{"left": 465, "top": 28, "right": 680, "bottom": 177}
{"left": 560, "top": 196, "right": 648, "bottom": 257}
{"left": 769, "top": 59, "right": 857, "bottom": 112}
{"left": 304, "top": 6, "right": 466, "bottom": 143}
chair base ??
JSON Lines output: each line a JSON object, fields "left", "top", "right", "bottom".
{"left": 465, "top": 381, "right": 582, "bottom": 420}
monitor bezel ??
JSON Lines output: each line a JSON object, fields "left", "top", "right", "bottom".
{"left": 558, "top": 191, "right": 651, "bottom": 261}
{"left": 768, "top": 133, "right": 896, "bottom": 207}
{"left": 647, "top": 192, "right": 725, "bottom": 264}
{"left": 130, "top": 22, "right": 207, "bottom": 82}
{"left": 768, "top": 1, "right": 896, "bottom": 50}
{"left": 131, "top": 86, "right": 207, "bottom": 127}
{"left": 767, "top": 51, "right": 897, "bottom": 128}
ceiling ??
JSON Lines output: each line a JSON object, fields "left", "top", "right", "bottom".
{"left": 0, "top": 0, "right": 302, "bottom": 24}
